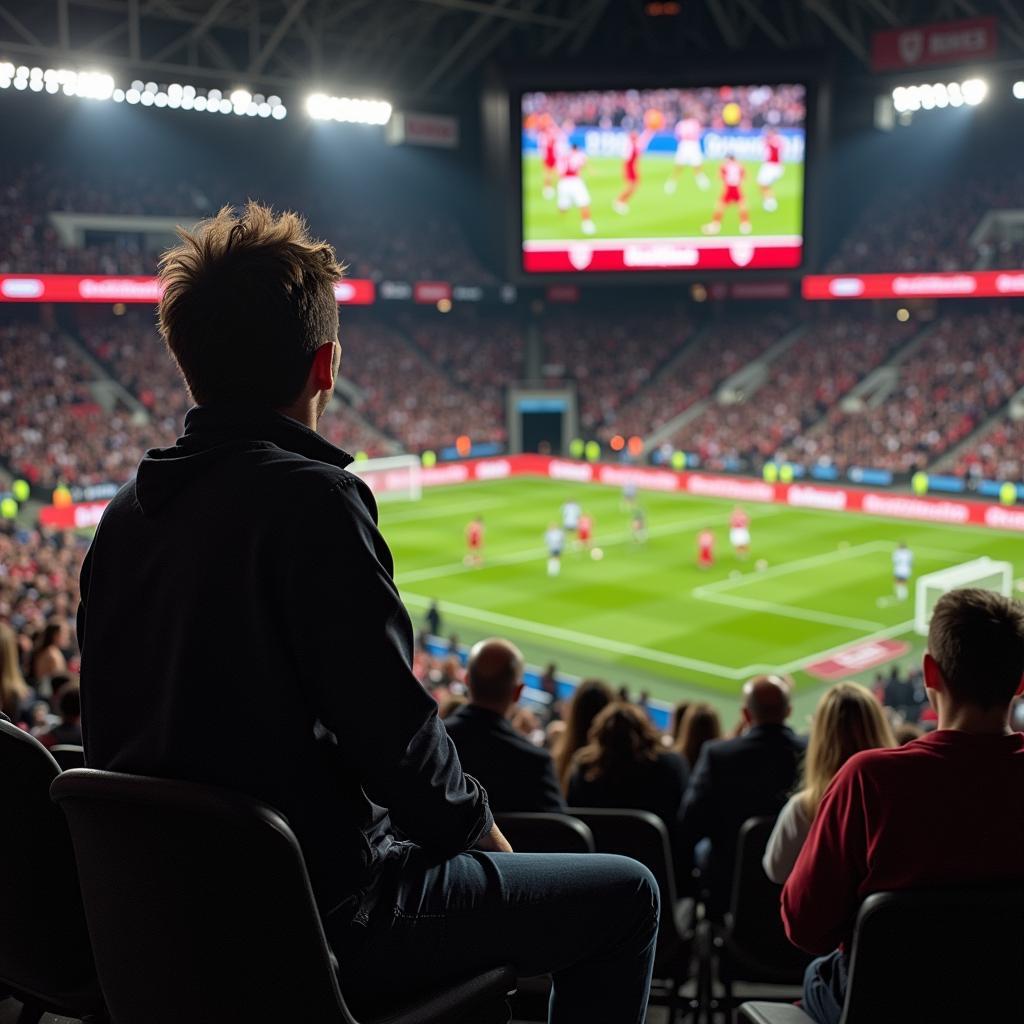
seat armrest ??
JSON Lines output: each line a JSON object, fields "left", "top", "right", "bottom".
{"left": 737, "top": 1001, "right": 814, "bottom": 1024}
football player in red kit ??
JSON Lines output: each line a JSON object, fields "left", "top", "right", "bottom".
{"left": 757, "top": 129, "right": 783, "bottom": 212}
{"left": 577, "top": 512, "right": 594, "bottom": 551}
{"left": 614, "top": 129, "right": 653, "bottom": 215}
{"left": 697, "top": 528, "right": 715, "bottom": 569}
{"left": 539, "top": 117, "right": 564, "bottom": 200}
{"left": 465, "top": 516, "right": 484, "bottom": 567}
{"left": 702, "top": 154, "right": 751, "bottom": 235}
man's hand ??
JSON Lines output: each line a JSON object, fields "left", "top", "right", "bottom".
{"left": 476, "top": 822, "right": 514, "bottom": 853}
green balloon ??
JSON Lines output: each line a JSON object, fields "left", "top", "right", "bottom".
{"left": 670, "top": 450, "right": 685, "bottom": 470}
{"left": 911, "top": 471, "right": 929, "bottom": 496}
{"left": 569, "top": 438, "right": 585, "bottom": 459}
{"left": 585, "top": 441, "right": 600, "bottom": 463}
{"left": 763, "top": 462, "right": 779, "bottom": 483}
{"left": 0, "top": 497, "right": 17, "bottom": 520}
{"left": 999, "top": 481, "right": 1017, "bottom": 506}
{"left": 421, "top": 450, "right": 437, "bottom": 468}
{"left": 12, "top": 479, "right": 29, "bottom": 502}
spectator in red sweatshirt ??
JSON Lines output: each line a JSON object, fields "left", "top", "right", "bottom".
{"left": 782, "top": 588, "right": 1024, "bottom": 1024}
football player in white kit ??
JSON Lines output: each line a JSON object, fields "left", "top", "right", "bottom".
{"left": 892, "top": 542, "right": 914, "bottom": 601}
{"left": 557, "top": 143, "right": 596, "bottom": 235}
{"left": 664, "top": 113, "right": 709, "bottom": 194}
{"left": 562, "top": 499, "right": 582, "bottom": 533}
{"left": 545, "top": 523, "right": 566, "bottom": 577}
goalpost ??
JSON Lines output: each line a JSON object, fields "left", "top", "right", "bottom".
{"left": 347, "top": 454, "right": 422, "bottom": 502}
{"left": 914, "top": 557, "right": 1015, "bottom": 636}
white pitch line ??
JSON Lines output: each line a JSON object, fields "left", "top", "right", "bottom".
{"left": 694, "top": 590, "right": 886, "bottom": 632}
{"left": 772, "top": 619, "right": 916, "bottom": 676}
{"left": 401, "top": 591, "right": 748, "bottom": 679}
{"left": 694, "top": 541, "right": 892, "bottom": 594}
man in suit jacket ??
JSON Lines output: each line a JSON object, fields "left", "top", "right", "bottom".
{"left": 677, "top": 675, "right": 806, "bottom": 916}
{"left": 445, "top": 638, "right": 566, "bottom": 813}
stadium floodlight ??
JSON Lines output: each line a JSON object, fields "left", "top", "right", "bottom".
{"left": 305, "top": 92, "right": 392, "bottom": 125}
{"left": 961, "top": 78, "right": 987, "bottom": 105}
{"left": 1013, "top": 81, "right": 1024, "bottom": 100}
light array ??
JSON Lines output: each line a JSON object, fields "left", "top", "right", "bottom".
{"left": 1014, "top": 81, "right": 1024, "bottom": 100}
{"left": 122, "top": 80, "right": 287, "bottom": 118}
{"left": 306, "top": 93, "right": 392, "bottom": 124}
{"left": 891, "top": 78, "right": 987, "bottom": 114}
{"left": 0, "top": 63, "right": 115, "bottom": 98}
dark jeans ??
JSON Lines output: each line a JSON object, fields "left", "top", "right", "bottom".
{"left": 802, "top": 950, "right": 848, "bottom": 1024}
{"left": 335, "top": 850, "right": 660, "bottom": 1024}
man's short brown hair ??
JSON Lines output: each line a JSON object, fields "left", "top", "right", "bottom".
{"left": 158, "top": 202, "right": 343, "bottom": 408}
{"left": 928, "top": 588, "right": 1024, "bottom": 710}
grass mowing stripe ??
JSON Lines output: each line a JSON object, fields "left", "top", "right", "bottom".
{"left": 692, "top": 590, "right": 886, "bottom": 632}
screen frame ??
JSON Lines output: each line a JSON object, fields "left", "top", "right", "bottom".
{"left": 488, "top": 60, "right": 829, "bottom": 287}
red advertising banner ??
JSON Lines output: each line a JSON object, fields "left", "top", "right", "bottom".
{"left": 42, "top": 456, "right": 1024, "bottom": 534}
{"left": 803, "top": 270, "right": 1024, "bottom": 301}
{"left": 413, "top": 281, "right": 453, "bottom": 304}
{"left": 871, "top": 16, "right": 997, "bottom": 72}
{"left": 0, "top": 274, "right": 375, "bottom": 305}
{"left": 522, "top": 238, "right": 802, "bottom": 273}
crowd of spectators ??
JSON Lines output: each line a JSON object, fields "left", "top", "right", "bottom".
{"left": 611, "top": 314, "right": 791, "bottom": 443}
{"left": 944, "top": 415, "right": 1024, "bottom": 484}
{"left": 802, "top": 310, "right": 1024, "bottom": 474}
{"left": 827, "top": 167, "right": 1024, "bottom": 273}
{"left": 673, "top": 316, "right": 916, "bottom": 471}
{"left": 541, "top": 309, "right": 694, "bottom": 437}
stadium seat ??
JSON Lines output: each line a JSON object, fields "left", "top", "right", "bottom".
{"left": 569, "top": 808, "right": 694, "bottom": 1023}
{"left": 0, "top": 721, "right": 104, "bottom": 1024}
{"left": 49, "top": 744, "right": 86, "bottom": 770}
{"left": 737, "top": 886, "right": 1024, "bottom": 1024}
{"left": 698, "top": 816, "right": 811, "bottom": 1020}
{"left": 494, "top": 812, "right": 595, "bottom": 853}
{"left": 51, "top": 769, "right": 516, "bottom": 1024}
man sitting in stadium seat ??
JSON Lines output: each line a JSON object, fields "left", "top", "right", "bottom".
{"left": 76, "top": 203, "right": 658, "bottom": 1024}
{"left": 783, "top": 589, "right": 1024, "bottom": 1024}
{"left": 676, "top": 675, "right": 805, "bottom": 916}
{"left": 444, "top": 639, "right": 566, "bottom": 813}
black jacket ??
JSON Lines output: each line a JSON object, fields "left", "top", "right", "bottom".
{"left": 567, "top": 750, "right": 688, "bottom": 833}
{"left": 78, "top": 406, "right": 491, "bottom": 926}
{"left": 444, "top": 704, "right": 566, "bottom": 813}
{"left": 677, "top": 723, "right": 806, "bottom": 915}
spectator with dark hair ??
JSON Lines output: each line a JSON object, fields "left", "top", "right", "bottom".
{"left": 676, "top": 675, "right": 806, "bottom": 915}
{"left": 567, "top": 702, "right": 688, "bottom": 832}
{"left": 672, "top": 702, "right": 723, "bottom": 770}
{"left": 445, "top": 638, "right": 565, "bottom": 813}
{"left": 763, "top": 682, "right": 894, "bottom": 884}
{"left": 29, "top": 618, "right": 68, "bottom": 687}
{"left": 38, "top": 682, "right": 83, "bottom": 749}
{"left": 553, "top": 678, "right": 614, "bottom": 790}
{"left": 78, "top": 203, "right": 659, "bottom": 1023}
{"left": 783, "top": 589, "right": 1024, "bottom": 1024}
{"left": 668, "top": 701, "right": 691, "bottom": 746}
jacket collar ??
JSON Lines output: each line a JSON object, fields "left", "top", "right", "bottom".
{"left": 182, "top": 404, "right": 354, "bottom": 471}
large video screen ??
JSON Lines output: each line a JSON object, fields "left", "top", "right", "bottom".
{"left": 520, "top": 84, "right": 807, "bottom": 274}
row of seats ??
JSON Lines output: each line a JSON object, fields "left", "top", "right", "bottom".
{"left": 5, "top": 713, "right": 1019, "bottom": 1024}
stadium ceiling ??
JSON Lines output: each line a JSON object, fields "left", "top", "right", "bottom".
{"left": 0, "top": 0, "right": 1023, "bottom": 101}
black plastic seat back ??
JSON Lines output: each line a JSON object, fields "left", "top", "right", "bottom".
{"left": 50, "top": 744, "right": 86, "bottom": 770}
{"left": 842, "top": 887, "right": 1024, "bottom": 1024}
{"left": 51, "top": 768, "right": 352, "bottom": 1024}
{"left": 495, "top": 812, "right": 595, "bottom": 853}
{"left": 0, "top": 721, "right": 99, "bottom": 1014}
{"left": 722, "top": 816, "right": 811, "bottom": 983}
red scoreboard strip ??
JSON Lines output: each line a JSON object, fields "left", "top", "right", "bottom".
{"left": 522, "top": 237, "right": 802, "bottom": 273}
{"left": 0, "top": 274, "right": 376, "bottom": 305}
{"left": 803, "top": 270, "right": 1024, "bottom": 301}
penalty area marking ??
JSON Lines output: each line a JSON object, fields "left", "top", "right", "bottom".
{"left": 401, "top": 592, "right": 916, "bottom": 683}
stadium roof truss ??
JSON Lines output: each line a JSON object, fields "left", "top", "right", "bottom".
{"left": 0, "top": 0, "right": 1022, "bottom": 101}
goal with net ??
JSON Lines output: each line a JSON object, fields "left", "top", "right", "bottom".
{"left": 346, "top": 454, "right": 422, "bottom": 502}
{"left": 914, "top": 557, "right": 1014, "bottom": 635}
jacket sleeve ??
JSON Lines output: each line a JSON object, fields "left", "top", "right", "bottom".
{"left": 674, "top": 742, "right": 714, "bottom": 885}
{"left": 284, "top": 475, "right": 492, "bottom": 855}
{"left": 762, "top": 794, "right": 809, "bottom": 886}
{"left": 781, "top": 760, "right": 869, "bottom": 954}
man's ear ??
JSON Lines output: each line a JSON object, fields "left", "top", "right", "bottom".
{"left": 513, "top": 682, "right": 525, "bottom": 704}
{"left": 309, "top": 342, "right": 337, "bottom": 393}
{"left": 922, "top": 652, "right": 944, "bottom": 693}
{"left": 741, "top": 706, "right": 752, "bottom": 725}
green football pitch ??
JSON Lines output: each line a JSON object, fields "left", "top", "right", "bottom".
{"left": 522, "top": 154, "right": 803, "bottom": 242}
{"left": 382, "top": 477, "right": 1023, "bottom": 721}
